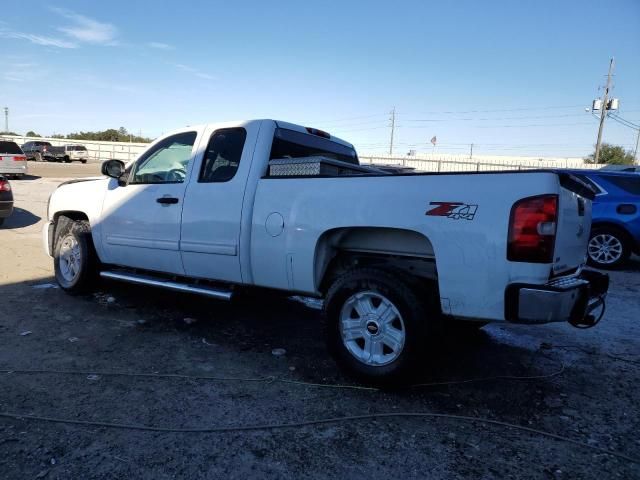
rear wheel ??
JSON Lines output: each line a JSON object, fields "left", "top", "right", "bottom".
{"left": 64, "top": 156, "right": 71, "bottom": 163}
{"left": 53, "top": 218, "right": 98, "bottom": 293}
{"left": 0, "top": 218, "right": 4, "bottom": 227}
{"left": 81, "top": 159, "right": 87, "bottom": 164}
{"left": 587, "top": 227, "right": 631, "bottom": 269}
{"left": 324, "top": 268, "right": 437, "bottom": 385}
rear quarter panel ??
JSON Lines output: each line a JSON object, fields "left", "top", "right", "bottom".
{"left": 251, "top": 171, "right": 561, "bottom": 321}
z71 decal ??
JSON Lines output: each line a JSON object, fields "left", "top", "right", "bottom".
{"left": 426, "top": 202, "right": 478, "bottom": 220}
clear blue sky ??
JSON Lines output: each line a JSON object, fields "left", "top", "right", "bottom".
{"left": 1, "top": 0, "right": 639, "bottom": 157}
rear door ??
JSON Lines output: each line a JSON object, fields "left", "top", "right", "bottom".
{"left": 552, "top": 174, "right": 593, "bottom": 274}
{"left": 180, "top": 123, "right": 260, "bottom": 283}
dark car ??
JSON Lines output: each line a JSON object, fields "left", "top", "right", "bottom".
{"left": 21, "top": 141, "right": 53, "bottom": 162}
{"left": 0, "top": 175, "right": 14, "bottom": 227}
{"left": 566, "top": 169, "right": 640, "bottom": 268}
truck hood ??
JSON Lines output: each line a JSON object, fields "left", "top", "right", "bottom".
{"left": 58, "top": 176, "right": 105, "bottom": 187}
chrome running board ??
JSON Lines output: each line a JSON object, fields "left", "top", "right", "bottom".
{"left": 100, "top": 270, "right": 232, "bottom": 300}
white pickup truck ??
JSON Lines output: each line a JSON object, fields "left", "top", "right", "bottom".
{"left": 43, "top": 119, "right": 609, "bottom": 384}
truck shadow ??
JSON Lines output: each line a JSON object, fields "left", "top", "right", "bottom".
{"left": 1, "top": 207, "right": 41, "bottom": 228}
{"left": 98, "top": 279, "right": 563, "bottom": 404}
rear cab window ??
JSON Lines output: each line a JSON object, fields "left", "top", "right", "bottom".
{"left": 269, "top": 128, "right": 358, "bottom": 165}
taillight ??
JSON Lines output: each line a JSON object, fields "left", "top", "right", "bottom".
{"left": 0, "top": 180, "right": 10, "bottom": 192}
{"left": 13, "top": 156, "right": 26, "bottom": 161}
{"left": 507, "top": 194, "right": 558, "bottom": 263}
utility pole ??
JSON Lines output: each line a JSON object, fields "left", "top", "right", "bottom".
{"left": 470, "top": 143, "right": 474, "bottom": 160}
{"left": 634, "top": 128, "right": 640, "bottom": 163}
{"left": 594, "top": 58, "right": 615, "bottom": 163}
{"left": 3, "top": 107, "right": 8, "bottom": 132}
{"left": 389, "top": 107, "right": 395, "bottom": 156}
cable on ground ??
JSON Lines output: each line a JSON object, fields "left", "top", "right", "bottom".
{"left": 0, "top": 364, "right": 565, "bottom": 391}
{"left": 0, "top": 411, "right": 637, "bottom": 464}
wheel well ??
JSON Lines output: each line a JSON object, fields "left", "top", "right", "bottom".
{"left": 591, "top": 222, "right": 634, "bottom": 244}
{"left": 315, "top": 227, "right": 437, "bottom": 294}
{"left": 51, "top": 211, "right": 90, "bottom": 252}
{"left": 54, "top": 211, "right": 89, "bottom": 223}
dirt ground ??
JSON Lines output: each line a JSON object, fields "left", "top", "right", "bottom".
{"left": 1, "top": 163, "right": 639, "bottom": 479}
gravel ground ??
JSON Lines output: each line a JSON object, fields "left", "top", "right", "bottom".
{"left": 0, "top": 166, "right": 639, "bottom": 479}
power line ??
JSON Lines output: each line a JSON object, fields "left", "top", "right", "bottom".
{"left": 404, "top": 113, "right": 588, "bottom": 122}
{"left": 609, "top": 114, "right": 640, "bottom": 130}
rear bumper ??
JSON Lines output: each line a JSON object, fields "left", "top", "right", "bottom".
{"left": 505, "top": 269, "right": 609, "bottom": 324}
{"left": 0, "top": 163, "right": 28, "bottom": 174}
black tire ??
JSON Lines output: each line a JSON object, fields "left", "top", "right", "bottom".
{"left": 0, "top": 218, "right": 4, "bottom": 227}
{"left": 53, "top": 217, "right": 99, "bottom": 294}
{"left": 324, "top": 267, "right": 438, "bottom": 386}
{"left": 587, "top": 226, "right": 631, "bottom": 269}
{"left": 81, "top": 159, "right": 87, "bottom": 164}
{"left": 64, "top": 156, "right": 71, "bottom": 163}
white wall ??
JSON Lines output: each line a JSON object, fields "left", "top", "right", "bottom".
{"left": 1, "top": 134, "right": 606, "bottom": 171}
{"left": 0, "top": 134, "right": 150, "bottom": 163}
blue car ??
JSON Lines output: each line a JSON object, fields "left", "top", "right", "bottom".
{"left": 565, "top": 170, "right": 640, "bottom": 268}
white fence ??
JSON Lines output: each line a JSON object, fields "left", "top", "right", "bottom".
{"left": 360, "top": 154, "right": 605, "bottom": 172}
{"left": 1, "top": 134, "right": 607, "bottom": 171}
{"left": 0, "top": 134, "right": 149, "bottom": 163}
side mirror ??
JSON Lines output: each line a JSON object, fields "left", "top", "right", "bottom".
{"left": 101, "top": 159, "right": 125, "bottom": 179}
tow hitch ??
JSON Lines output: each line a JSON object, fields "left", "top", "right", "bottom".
{"left": 569, "top": 295, "right": 606, "bottom": 329}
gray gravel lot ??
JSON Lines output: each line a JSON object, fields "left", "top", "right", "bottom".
{"left": 0, "top": 164, "right": 639, "bottom": 479}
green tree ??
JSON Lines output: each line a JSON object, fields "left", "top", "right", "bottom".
{"left": 0, "top": 131, "right": 19, "bottom": 136}
{"left": 50, "top": 134, "right": 66, "bottom": 139}
{"left": 65, "top": 128, "right": 151, "bottom": 143}
{"left": 585, "top": 143, "right": 635, "bottom": 165}
{"left": 25, "top": 130, "right": 41, "bottom": 137}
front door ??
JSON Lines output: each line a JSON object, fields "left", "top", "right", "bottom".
{"left": 100, "top": 130, "right": 199, "bottom": 275}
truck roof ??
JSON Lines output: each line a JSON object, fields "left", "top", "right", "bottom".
{"left": 176, "top": 119, "right": 355, "bottom": 149}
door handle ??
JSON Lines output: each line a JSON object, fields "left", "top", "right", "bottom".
{"left": 156, "top": 197, "right": 179, "bottom": 205}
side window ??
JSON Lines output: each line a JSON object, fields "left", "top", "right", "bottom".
{"left": 606, "top": 175, "right": 640, "bottom": 195}
{"left": 199, "top": 128, "right": 247, "bottom": 183}
{"left": 574, "top": 174, "right": 602, "bottom": 194}
{"left": 130, "top": 131, "right": 197, "bottom": 184}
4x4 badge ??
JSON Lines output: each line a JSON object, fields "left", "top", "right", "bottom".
{"left": 426, "top": 202, "right": 478, "bottom": 221}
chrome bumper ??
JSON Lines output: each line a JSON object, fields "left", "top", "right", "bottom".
{"left": 505, "top": 270, "right": 609, "bottom": 325}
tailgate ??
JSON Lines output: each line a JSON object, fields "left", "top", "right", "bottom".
{"left": 0, "top": 155, "right": 22, "bottom": 169}
{"left": 552, "top": 173, "right": 594, "bottom": 275}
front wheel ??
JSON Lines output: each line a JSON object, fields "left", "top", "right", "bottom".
{"left": 53, "top": 218, "right": 98, "bottom": 293}
{"left": 324, "top": 268, "right": 437, "bottom": 385}
{"left": 587, "top": 227, "right": 631, "bottom": 269}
